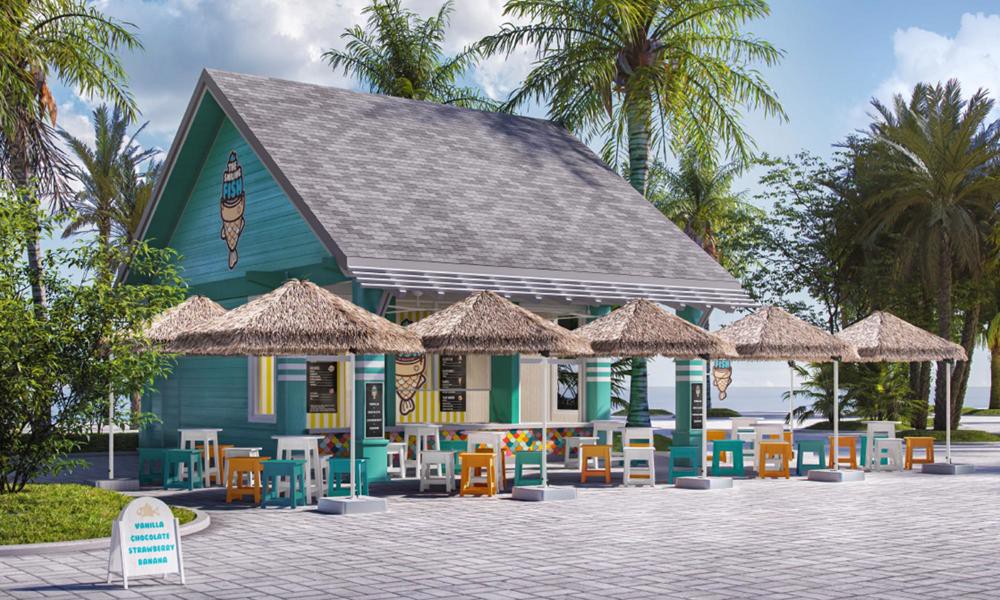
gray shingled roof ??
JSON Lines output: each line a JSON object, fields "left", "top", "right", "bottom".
{"left": 200, "top": 70, "right": 743, "bottom": 293}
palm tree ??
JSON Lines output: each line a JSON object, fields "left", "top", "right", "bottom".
{"left": 322, "top": 0, "right": 496, "bottom": 110}
{"left": 0, "top": 0, "right": 139, "bottom": 309}
{"left": 864, "top": 80, "right": 1000, "bottom": 430}
{"left": 983, "top": 314, "right": 1000, "bottom": 410}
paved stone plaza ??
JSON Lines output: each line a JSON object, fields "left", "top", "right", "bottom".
{"left": 3, "top": 445, "right": 999, "bottom": 600}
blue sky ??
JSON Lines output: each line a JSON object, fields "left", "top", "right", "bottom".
{"left": 53, "top": 0, "right": 1000, "bottom": 388}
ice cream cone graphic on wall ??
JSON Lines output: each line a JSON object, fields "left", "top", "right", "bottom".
{"left": 220, "top": 151, "right": 245, "bottom": 269}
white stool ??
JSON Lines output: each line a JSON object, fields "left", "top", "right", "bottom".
{"left": 178, "top": 428, "right": 222, "bottom": 486}
{"left": 564, "top": 436, "right": 597, "bottom": 470}
{"left": 419, "top": 450, "right": 456, "bottom": 493}
{"left": 386, "top": 442, "right": 407, "bottom": 478}
{"left": 622, "top": 428, "right": 655, "bottom": 486}
{"left": 864, "top": 421, "right": 897, "bottom": 469}
{"left": 273, "top": 435, "right": 323, "bottom": 503}
{"left": 403, "top": 424, "right": 441, "bottom": 478}
{"left": 871, "top": 438, "right": 904, "bottom": 472}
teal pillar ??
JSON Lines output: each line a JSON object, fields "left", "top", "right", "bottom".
{"left": 490, "top": 355, "right": 520, "bottom": 423}
{"left": 674, "top": 306, "right": 705, "bottom": 448}
{"left": 352, "top": 281, "right": 389, "bottom": 482}
{"left": 276, "top": 357, "right": 308, "bottom": 457}
{"left": 586, "top": 306, "right": 612, "bottom": 421}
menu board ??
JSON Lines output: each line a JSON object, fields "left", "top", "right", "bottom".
{"left": 365, "top": 382, "right": 384, "bottom": 438}
{"left": 690, "top": 382, "right": 704, "bottom": 430}
{"left": 439, "top": 355, "right": 467, "bottom": 412}
{"left": 306, "top": 361, "right": 338, "bottom": 413}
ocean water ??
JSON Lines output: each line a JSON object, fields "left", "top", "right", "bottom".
{"left": 647, "top": 386, "right": 992, "bottom": 414}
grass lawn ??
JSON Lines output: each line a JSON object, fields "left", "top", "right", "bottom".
{"left": 964, "top": 408, "right": 1000, "bottom": 416}
{"left": 708, "top": 407, "right": 741, "bottom": 418}
{"left": 0, "top": 484, "right": 196, "bottom": 545}
{"left": 898, "top": 429, "right": 1000, "bottom": 442}
{"left": 612, "top": 408, "right": 673, "bottom": 417}
{"left": 803, "top": 420, "right": 867, "bottom": 431}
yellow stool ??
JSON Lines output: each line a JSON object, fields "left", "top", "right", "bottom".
{"left": 905, "top": 437, "right": 935, "bottom": 469}
{"left": 197, "top": 442, "right": 233, "bottom": 485}
{"left": 225, "top": 456, "right": 268, "bottom": 503}
{"left": 828, "top": 436, "right": 858, "bottom": 469}
{"left": 759, "top": 441, "right": 791, "bottom": 479}
{"left": 580, "top": 444, "right": 612, "bottom": 484}
{"left": 706, "top": 430, "right": 728, "bottom": 463}
{"left": 459, "top": 452, "right": 496, "bottom": 497}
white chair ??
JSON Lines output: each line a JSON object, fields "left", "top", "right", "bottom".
{"left": 273, "top": 435, "right": 323, "bottom": 503}
{"left": 419, "top": 450, "right": 456, "bottom": 493}
{"left": 564, "top": 436, "right": 597, "bottom": 470}
{"left": 466, "top": 431, "right": 507, "bottom": 491}
{"left": 386, "top": 442, "right": 407, "bottom": 478}
{"left": 622, "top": 427, "right": 656, "bottom": 486}
{"left": 871, "top": 438, "right": 904, "bottom": 472}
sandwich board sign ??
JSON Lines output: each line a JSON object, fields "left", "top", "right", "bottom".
{"left": 107, "top": 496, "right": 185, "bottom": 589}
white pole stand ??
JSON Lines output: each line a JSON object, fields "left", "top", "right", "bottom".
{"left": 94, "top": 390, "right": 140, "bottom": 491}
{"left": 807, "top": 360, "right": 865, "bottom": 483}
{"left": 922, "top": 360, "right": 975, "bottom": 475}
{"left": 676, "top": 357, "right": 734, "bottom": 491}
{"left": 513, "top": 357, "right": 577, "bottom": 502}
{"left": 318, "top": 354, "right": 388, "bottom": 515}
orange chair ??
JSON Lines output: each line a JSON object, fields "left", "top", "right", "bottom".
{"left": 580, "top": 444, "right": 612, "bottom": 484}
{"left": 905, "top": 437, "right": 935, "bottom": 470}
{"left": 706, "top": 430, "right": 728, "bottom": 463}
{"left": 827, "top": 436, "right": 858, "bottom": 469}
{"left": 759, "top": 441, "right": 791, "bottom": 479}
{"left": 225, "top": 456, "right": 269, "bottom": 503}
{"left": 459, "top": 452, "right": 496, "bottom": 496}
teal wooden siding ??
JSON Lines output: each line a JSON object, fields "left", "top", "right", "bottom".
{"left": 166, "top": 115, "right": 329, "bottom": 293}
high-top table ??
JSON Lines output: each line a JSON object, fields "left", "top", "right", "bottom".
{"left": 862, "top": 421, "right": 900, "bottom": 470}
{"left": 591, "top": 420, "right": 625, "bottom": 465}
{"left": 178, "top": 428, "right": 222, "bottom": 486}
{"left": 272, "top": 435, "right": 324, "bottom": 503}
{"left": 402, "top": 423, "right": 441, "bottom": 479}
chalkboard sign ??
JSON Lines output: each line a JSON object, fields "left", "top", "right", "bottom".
{"left": 365, "top": 382, "right": 384, "bottom": 438}
{"left": 557, "top": 363, "right": 579, "bottom": 410}
{"left": 307, "top": 361, "right": 338, "bottom": 413}
{"left": 691, "top": 382, "right": 704, "bottom": 430}
{"left": 439, "top": 355, "right": 466, "bottom": 412}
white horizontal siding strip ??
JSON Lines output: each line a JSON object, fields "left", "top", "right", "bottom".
{"left": 277, "top": 375, "right": 307, "bottom": 382}
{"left": 356, "top": 372, "right": 385, "bottom": 382}
{"left": 588, "top": 377, "right": 612, "bottom": 383}
{"left": 278, "top": 363, "right": 307, "bottom": 371}
{"left": 676, "top": 375, "right": 706, "bottom": 382}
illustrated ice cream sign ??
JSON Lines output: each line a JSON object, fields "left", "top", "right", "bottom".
{"left": 107, "top": 496, "right": 186, "bottom": 589}
{"left": 220, "top": 151, "right": 246, "bottom": 269}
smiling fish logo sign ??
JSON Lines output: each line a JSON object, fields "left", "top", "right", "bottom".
{"left": 220, "top": 151, "right": 246, "bottom": 269}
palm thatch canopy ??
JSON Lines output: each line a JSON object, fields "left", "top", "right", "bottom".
{"left": 575, "top": 299, "right": 737, "bottom": 359}
{"left": 168, "top": 279, "right": 423, "bottom": 356}
{"left": 146, "top": 295, "right": 227, "bottom": 344}
{"left": 836, "top": 311, "right": 967, "bottom": 362}
{"left": 407, "top": 290, "right": 591, "bottom": 356}
{"left": 715, "top": 306, "right": 859, "bottom": 362}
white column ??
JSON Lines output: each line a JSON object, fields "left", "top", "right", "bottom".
{"left": 108, "top": 390, "right": 115, "bottom": 480}
{"left": 348, "top": 354, "right": 357, "bottom": 499}
{"left": 788, "top": 362, "right": 795, "bottom": 433}
{"left": 542, "top": 358, "right": 550, "bottom": 487}
{"left": 945, "top": 359, "right": 953, "bottom": 464}
{"left": 702, "top": 357, "right": 710, "bottom": 478}
{"left": 832, "top": 360, "right": 840, "bottom": 471}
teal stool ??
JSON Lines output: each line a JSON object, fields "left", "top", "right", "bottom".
{"left": 514, "top": 451, "right": 544, "bottom": 486}
{"left": 668, "top": 446, "right": 701, "bottom": 483}
{"left": 163, "top": 448, "right": 203, "bottom": 490}
{"left": 710, "top": 440, "right": 745, "bottom": 477}
{"left": 795, "top": 440, "right": 826, "bottom": 475}
{"left": 138, "top": 447, "right": 166, "bottom": 486}
{"left": 327, "top": 458, "right": 369, "bottom": 497}
{"left": 440, "top": 440, "right": 468, "bottom": 469}
{"left": 261, "top": 459, "right": 307, "bottom": 508}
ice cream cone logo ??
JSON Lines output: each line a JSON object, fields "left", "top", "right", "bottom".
{"left": 395, "top": 354, "right": 426, "bottom": 416}
{"left": 220, "top": 151, "right": 245, "bottom": 269}
{"left": 712, "top": 359, "right": 733, "bottom": 401}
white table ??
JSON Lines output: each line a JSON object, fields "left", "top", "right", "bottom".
{"left": 466, "top": 430, "right": 507, "bottom": 492}
{"left": 419, "top": 450, "right": 456, "bottom": 493}
{"left": 862, "top": 421, "right": 899, "bottom": 469}
{"left": 752, "top": 423, "right": 785, "bottom": 470}
{"left": 178, "top": 428, "right": 222, "bottom": 486}
{"left": 591, "top": 420, "right": 625, "bottom": 465}
{"left": 563, "top": 436, "right": 597, "bottom": 470}
{"left": 272, "top": 435, "right": 324, "bottom": 503}
{"left": 402, "top": 424, "right": 441, "bottom": 479}
{"left": 222, "top": 447, "right": 262, "bottom": 488}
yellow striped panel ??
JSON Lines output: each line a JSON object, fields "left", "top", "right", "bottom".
{"left": 257, "top": 356, "right": 275, "bottom": 416}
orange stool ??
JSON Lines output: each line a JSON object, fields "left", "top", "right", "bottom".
{"left": 580, "top": 444, "right": 612, "bottom": 484}
{"left": 474, "top": 445, "right": 507, "bottom": 487}
{"left": 827, "top": 436, "right": 858, "bottom": 469}
{"left": 905, "top": 437, "right": 935, "bottom": 469}
{"left": 197, "top": 443, "right": 233, "bottom": 485}
{"left": 706, "top": 430, "right": 728, "bottom": 463}
{"left": 459, "top": 452, "right": 496, "bottom": 496}
{"left": 759, "top": 441, "right": 791, "bottom": 478}
{"left": 225, "top": 456, "right": 269, "bottom": 503}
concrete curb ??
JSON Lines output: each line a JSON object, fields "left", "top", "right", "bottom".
{"left": 0, "top": 507, "right": 210, "bottom": 556}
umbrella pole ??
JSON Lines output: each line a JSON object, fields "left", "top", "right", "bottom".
{"left": 833, "top": 360, "right": 839, "bottom": 471}
{"left": 349, "top": 354, "right": 356, "bottom": 500}
{"left": 108, "top": 390, "right": 114, "bottom": 480}
{"left": 946, "top": 359, "right": 952, "bottom": 464}
{"left": 702, "top": 357, "right": 709, "bottom": 478}
{"left": 542, "top": 358, "right": 549, "bottom": 487}
{"left": 788, "top": 362, "right": 795, "bottom": 435}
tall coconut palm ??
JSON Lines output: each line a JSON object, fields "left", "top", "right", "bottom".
{"left": 983, "top": 314, "right": 1000, "bottom": 410}
{"left": 0, "top": 0, "right": 139, "bottom": 310}
{"left": 322, "top": 0, "right": 496, "bottom": 110}
{"left": 864, "top": 80, "right": 1000, "bottom": 430}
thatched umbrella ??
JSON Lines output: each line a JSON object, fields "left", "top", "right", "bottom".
{"left": 715, "top": 306, "right": 860, "bottom": 473}
{"left": 407, "top": 290, "right": 590, "bottom": 496}
{"left": 168, "top": 279, "right": 422, "bottom": 501}
{"left": 146, "top": 295, "right": 227, "bottom": 345}
{"left": 837, "top": 311, "right": 968, "bottom": 468}
{"left": 407, "top": 290, "right": 591, "bottom": 357}
{"left": 577, "top": 299, "right": 738, "bottom": 480}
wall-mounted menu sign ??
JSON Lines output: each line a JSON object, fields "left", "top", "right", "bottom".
{"left": 307, "top": 361, "right": 338, "bottom": 413}
{"left": 690, "top": 382, "right": 704, "bottom": 430}
{"left": 439, "top": 354, "right": 467, "bottom": 412}
{"left": 365, "top": 382, "right": 384, "bottom": 438}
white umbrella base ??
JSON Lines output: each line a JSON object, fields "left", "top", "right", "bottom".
{"left": 317, "top": 495, "right": 388, "bottom": 515}
{"left": 675, "top": 476, "right": 734, "bottom": 490}
{"left": 807, "top": 469, "right": 865, "bottom": 483}
{"left": 93, "top": 478, "right": 140, "bottom": 492}
{"left": 511, "top": 485, "right": 577, "bottom": 502}
{"left": 921, "top": 462, "right": 975, "bottom": 475}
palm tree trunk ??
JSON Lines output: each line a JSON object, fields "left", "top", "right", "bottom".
{"left": 933, "top": 229, "right": 953, "bottom": 431}
{"left": 10, "top": 141, "right": 47, "bottom": 313}
{"left": 991, "top": 347, "right": 1000, "bottom": 410}
{"left": 626, "top": 357, "right": 650, "bottom": 427}
{"left": 909, "top": 361, "right": 931, "bottom": 429}
{"left": 950, "top": 302, "right": 980, "bottom": 427}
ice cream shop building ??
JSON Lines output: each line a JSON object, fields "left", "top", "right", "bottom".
{"left": 138, "top": 69, "right": 752, "bottom": 481}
